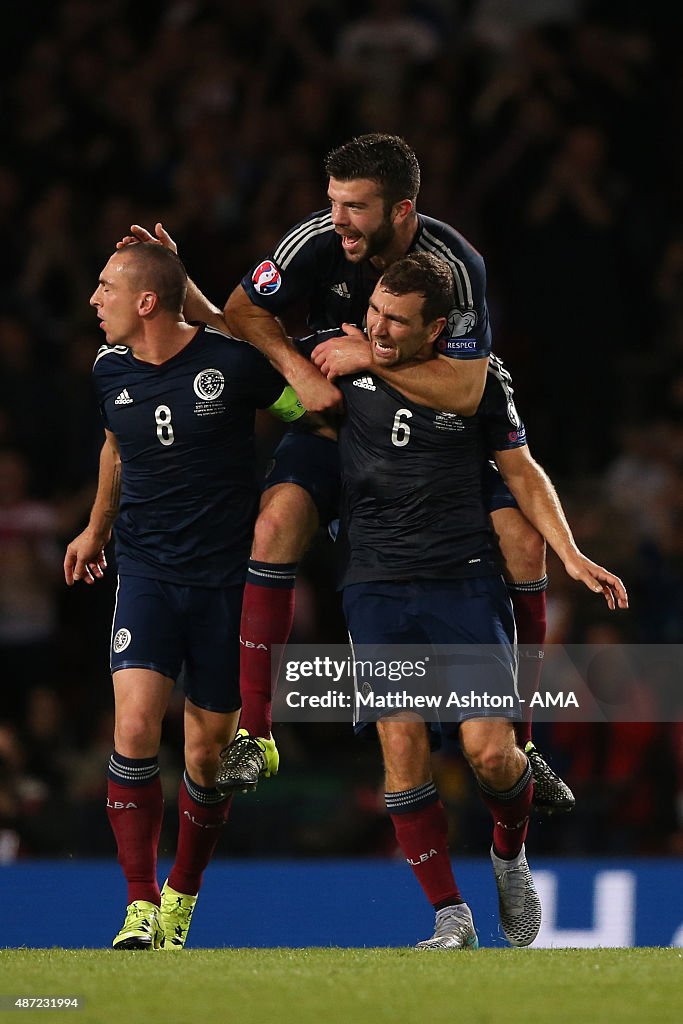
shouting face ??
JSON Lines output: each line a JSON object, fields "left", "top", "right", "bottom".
{"left": 366, "top": 283, "right": 444, "bottom": 367}
{"left": 328, "top": 177, "right": 400, "bottom": 264}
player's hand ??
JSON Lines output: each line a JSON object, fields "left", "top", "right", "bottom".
{"left": 287, "top": 359, "right": 343, "bottom": 413}
{"left": 311, "top": 324, "right": 370, "bottom": 380}
{"left": 562, "top": 552, "right": 628, "bottom": 610}
{"left": 116, "top": 223, "right": 178, "bottom": 254}
{"left": 64, "top": 531, "right": 108, "bottom": 586}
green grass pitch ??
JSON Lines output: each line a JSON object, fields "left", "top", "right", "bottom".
{"left": 1, "top": 948, "right": 681, "bottom": 1024}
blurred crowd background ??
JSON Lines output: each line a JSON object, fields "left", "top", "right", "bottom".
{"left": 1, "top": 0, "right": 682, "bottom": 865}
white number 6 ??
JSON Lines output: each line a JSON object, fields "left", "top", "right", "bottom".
{"left": 391, "top": 408, "right": 412, "bottom": 447}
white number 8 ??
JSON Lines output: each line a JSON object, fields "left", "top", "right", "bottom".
{"left": 391, "top": 408, "right": 412, "bottom": 447}
{"left": 155, "top": 405, "right": 175, "bottom": 446}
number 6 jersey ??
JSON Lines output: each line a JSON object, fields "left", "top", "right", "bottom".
{"left": 336, "top": 371, "right": 502, "bottom": 588}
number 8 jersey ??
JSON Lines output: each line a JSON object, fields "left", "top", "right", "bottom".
{"left": 93, "top": 324, "right": 286, "bottom": 587}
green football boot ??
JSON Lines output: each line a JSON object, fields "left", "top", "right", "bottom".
{"left": 215, "top": 728, "right": 280, "bottom": 793}
{"left": 159, "top": 880, "right": 198, "bottom": 950}
{"left": 112, "top": 900, "right": 162, "bottom": 950}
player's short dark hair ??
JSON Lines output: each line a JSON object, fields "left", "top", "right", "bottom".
{"left": 123, "top": 242, "right": 188, "bottom": 313}
{"left": 379, "top": 252, "right": 454, "bottom": 325}
{"left": 324, "top": 134, "right": 421, "bottom": 209}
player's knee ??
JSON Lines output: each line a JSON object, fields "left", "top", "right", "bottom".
{"left": 114, "top": 715, "right": 160, "bottom": 757}
{"left": 462, "top": 740, "right": 508, "bottom": 781}
{"left": 516, "top": 526, "right": 546, "bottom": 577}
{"left": 252, "top": 488, "right": 318, "bottom": 562}
{"left": 185, "top": 740, "right": 223, "bottom": 783}
{"left": 378, "top": 720, "right": 430, "bottom": 786}
{"left": 504, "top": 526, "right": 546, "bottom": 581}
{"left": 382, "top": 731, "right": 416, "bottom": 767}
{"left": 251, "top": 505, "right": 288, "bottom": 560}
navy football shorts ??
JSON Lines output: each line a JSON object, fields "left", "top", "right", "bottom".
{"left": 263, "top": 430, "right": 341, "bottom": 526}
{"left": 110, "top": 575, "right": 242, "bottom": 713}
{"left": 343, "top": 576, "right": 519, "bottom": 727}
{"left": 482, "top": 459, "right": 518, "bottom": 513}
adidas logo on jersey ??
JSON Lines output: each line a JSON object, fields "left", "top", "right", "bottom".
{"left": 352, "top": 376, "right": 376, "bottom": 391}
{"left": 114, "top": 389, "right": 133, "bottom": 405}
{"left": 331, "top": 282, "right": 351, "bottom": 298}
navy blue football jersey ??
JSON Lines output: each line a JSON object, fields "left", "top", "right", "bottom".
{"left": 93, "top": 324, "right": 286, "bottom": 587}
{"left": 299, "top": 332, "right": 527, "bottom": 453}
{"left": 479, "top": 354, "right": 527, "bottom": 452}
{"left": 336, "top": 372, "right": 501, "bottom": 587}
{"left": 242, "top": 210, "right": 491, "bottom": 360}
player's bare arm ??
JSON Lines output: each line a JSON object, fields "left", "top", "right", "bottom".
{"left": 117, "top": 223, "right": 228, "bottom": 333}
{"left": 495, "top": 445, "right": 628, "bottom": 610}
{"left": 383, "top": 352, "right": 487, "bottom": 415}
{"left": 312, "top": 324, "right": 488, "bottom": 414}
{"left": 64, "top": 431, "right": 121, "bottom": 586}
{"left": 224, "top": 285, "right": 343, "bottom": 414}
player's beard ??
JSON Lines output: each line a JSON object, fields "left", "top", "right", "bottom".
{"left": 363, "top": 216, "right": 396, "bottom": 261}
{"left": 343, "top": 215, "right": 396, "bottom": 263}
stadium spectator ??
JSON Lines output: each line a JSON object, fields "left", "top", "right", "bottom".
{"left": 0, "top": 448, "right": 74, "bottom": 718}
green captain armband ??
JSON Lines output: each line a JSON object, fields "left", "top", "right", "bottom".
{"left": 267, "top": 385, "right": 306, "bottom": 423}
